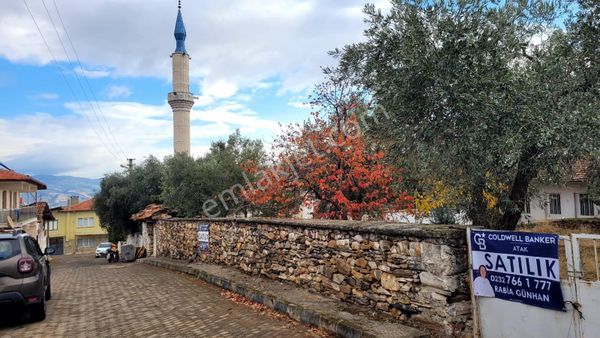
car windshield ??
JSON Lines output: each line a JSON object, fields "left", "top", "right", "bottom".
{"left": 98, "top": 243, "right": 112, "bottom": 248}
{"left": 0, "top": 239, "right": 20, "bottom": 261}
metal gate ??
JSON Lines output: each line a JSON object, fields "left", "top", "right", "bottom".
{"left": 48, "top": 237, "right": 64, "bottom": 255}
{"left": 476, "top": 233, "right": 600, "bottom": 338}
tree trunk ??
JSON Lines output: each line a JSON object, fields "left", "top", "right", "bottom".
{"left": 469, "top": 178, "right": 489, "bottom": 227}
{"left": 498, "top": 147, "right": 538, "bottom": 230}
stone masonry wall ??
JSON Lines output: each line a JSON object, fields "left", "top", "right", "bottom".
{"left": 155, "top": 218, "right": 471, "bottom": 336}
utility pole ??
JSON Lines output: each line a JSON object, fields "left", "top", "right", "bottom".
{"left": 121, "top": 158, "right": 135, "bottom": 171}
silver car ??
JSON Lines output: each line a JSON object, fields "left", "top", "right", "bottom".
{"left": 95, "top": 242, "right": 112, "bottom": 258}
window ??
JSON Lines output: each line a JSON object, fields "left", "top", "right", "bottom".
{"left": 77, "top": 217, "right": 94, "bottom": 227}
{"left": 77, "top": 237, "right": 96, "bottom": 248}
{"left": 580, "top": 194, "right": 596, "bottom": 216}
{"left": 0, "top": 239, "right": 20, "bottom": 261}
{"left": 47, "top": 220, "right": 58, "bottom": 231}
{"left": 1, "top": 191, "right": 6, "bottom": 209}
{"left": 24, "top": 237, "right": 42, "bottom": 259}
{"left": 549, "top": 194, "right": 561, "bottom": 215}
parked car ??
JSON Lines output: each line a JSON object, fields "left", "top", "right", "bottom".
{"left": 0, "top": 230, "right": 54, "bottom": 321}
{"left": 95, "top": 242, "right": 113, "bottom": 258}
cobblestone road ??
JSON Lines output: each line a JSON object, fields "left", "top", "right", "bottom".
{"left": 0, "top": 255, "right": 320, "bottom": 337}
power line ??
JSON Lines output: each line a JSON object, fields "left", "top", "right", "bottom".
{"left": 39, "top": 0, "right": 127, "bottom": 160}
{"left": 50, "top": 0, "right": 129, "bottom": 160}
{"left": 22, "top": 0, "right": 122, "bottom": 161}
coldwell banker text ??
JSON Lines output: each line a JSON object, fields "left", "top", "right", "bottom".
{"left": 470, "top": 229, "right": 565, "bottom": 311}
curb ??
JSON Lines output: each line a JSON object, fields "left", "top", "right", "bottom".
{"left": 139, "top": 258, "right": 393, "bottom": 338}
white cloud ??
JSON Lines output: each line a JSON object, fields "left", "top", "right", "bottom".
{"left": 0, "top": 99, "right": 280, "bottom": 177}
{"left": 74, "top": 66, "right": 110, "bottom": 79}
{"left": 200, "top": 79, "right": 239, "bottom": 99}
{"left": 288, "top": 100, "right": 309, "bottom": 109}
{"left": 0, "top": 0, "right": 377, "bottom": 95}
{"left": 194, "top": 95, "right": 215, "bottom": 107}
{"left": 36, "top": 93, "right": 59, "bottom": 100}
{"left": 105, "top": 85, "right": 132, "bottom": 99}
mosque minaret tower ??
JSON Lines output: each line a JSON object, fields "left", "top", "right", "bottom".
{"left": 168, "top": 1, "right": 194, "bottom": 155}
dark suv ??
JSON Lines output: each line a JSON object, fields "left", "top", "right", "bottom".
{"left": 0, "top": 230, "right": 54, "bottom": 321}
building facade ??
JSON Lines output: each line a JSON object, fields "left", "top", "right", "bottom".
{"left": 0, "top": 169, "right": 48, "bottom": 247}
{"left": 49, "top": 198, "right": 108, "bottom": 255}
{"left": 522, "top": 182, "right": 599, "bottom": 223}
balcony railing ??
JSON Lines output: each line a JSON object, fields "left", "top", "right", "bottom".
{"left": 0, "top": 206, "right": 38, "bottom": 225}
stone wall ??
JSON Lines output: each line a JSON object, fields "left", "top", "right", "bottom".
{"left": 155, "top": 218, "right": 471, "bottom": 336}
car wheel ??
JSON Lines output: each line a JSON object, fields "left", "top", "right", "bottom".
{"left": 30, "top": 297, "right": 46, "bottom": 322}
{"left": 45, "top": 279, "right": 52, "bottom": 300}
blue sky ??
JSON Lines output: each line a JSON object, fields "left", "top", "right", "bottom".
{"left": 0, "top": 0, "right": 391, "bottom": 178}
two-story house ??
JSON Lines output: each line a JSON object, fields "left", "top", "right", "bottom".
{"left": 0, "top": 169, "right": 48, "bottom": 242}
{"left": 49, "top": 198, "right": 108, "bottom": 255}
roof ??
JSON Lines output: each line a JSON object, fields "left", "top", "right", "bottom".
{"left": 0, "top": 170, "right": 47, "bottom": 189}
{"left": 60, "top": 199, "right": 94, "bottom": 212}
{"left": 131, "top": 204, "right": 173, "bottom": 222}
{"left": 26, "top": 201, "right": 55, "bottom": 221}
{"left": 569, "top": 160, "right": 589, "bottom": 182}
{"left": 174, "top": 8, "right": 187, "bottom": 53}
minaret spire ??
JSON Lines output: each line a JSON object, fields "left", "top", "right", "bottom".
{"left": 174, "top": 1, "right": 187, "bottom": 54}
{"left": 168, "top": 1, "right": 194, "bottom": 155}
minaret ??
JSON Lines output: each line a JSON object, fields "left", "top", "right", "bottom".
{"left": 168, "top": 1, "right": 194, "bottom": 155}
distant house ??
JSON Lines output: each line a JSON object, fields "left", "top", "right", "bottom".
{"left": 0, "top": 169, "right": 49, "bottom": 245}
{"left": 50, "top": 198, "right": 108, "bottom": 255}
{"left": 522, "top": 162, "right": 599, "bottom": 223}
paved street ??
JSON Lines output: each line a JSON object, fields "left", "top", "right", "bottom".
{"left": 0, "top": 255, "right": 321, "bottom": 337}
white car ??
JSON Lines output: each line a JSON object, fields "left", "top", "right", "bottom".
{"left": 95, "top": 242, "right": 113, "bottom": 257}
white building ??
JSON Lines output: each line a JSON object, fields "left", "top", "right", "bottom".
{"left": 522, "top": 165, "right": 599, "bottom": 223}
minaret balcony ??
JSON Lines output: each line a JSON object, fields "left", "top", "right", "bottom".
{"left": 168, "top": 92, "right": 194, "bottom": 101}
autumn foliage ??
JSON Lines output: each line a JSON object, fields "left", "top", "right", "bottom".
{"left": 245, "top": 110, "right": 411, "bottom": 220}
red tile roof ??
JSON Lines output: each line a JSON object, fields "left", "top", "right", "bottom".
{"left": 131, "top": 204, "right": 173, "bottom": 221}
{"left": 61, "top": 199, "right": 94, "bottom": 212}
{"left": 570, "top": 160, "right": 589, "bottom": 182}
{"left": 0, "top": 170, "right": 47, "bottom": 189}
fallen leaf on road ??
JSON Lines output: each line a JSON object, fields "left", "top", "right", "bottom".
{"left": 219, "top": 290, "right": 331, "bottom": 337}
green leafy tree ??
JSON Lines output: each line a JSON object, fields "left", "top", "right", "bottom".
{"left": 161, "top": 130, "right": 267, "bottom": 217}
{"left": 94, "top": 156, "right": 163, "bottom": 241}
{"left": 334, "top": 0, "right": 599, "bottom": 229}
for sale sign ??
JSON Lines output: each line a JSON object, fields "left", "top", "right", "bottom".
{"left": 470, "top": 229, "right": 565, "bottom": 311}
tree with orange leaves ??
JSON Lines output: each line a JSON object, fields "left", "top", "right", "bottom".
{"left": 245, "top": 76, "right": 411, "bottom": 220}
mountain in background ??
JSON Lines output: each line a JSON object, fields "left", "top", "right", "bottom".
{"left": 33, "top": 175, "right": 101, "bottom": 207}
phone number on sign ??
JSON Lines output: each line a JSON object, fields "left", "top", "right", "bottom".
{"left": 489, "top": 274, "right": 552, "bottom": 291}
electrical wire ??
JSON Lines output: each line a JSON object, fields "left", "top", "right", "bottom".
{"left": 22, "top": 0, "right": 122, "bottom": 162}
{"left": 39, "top": 0, "right": 127, "bottom": 160}
{"left": 50, "top": 0, "right": 129, "bottom": 160}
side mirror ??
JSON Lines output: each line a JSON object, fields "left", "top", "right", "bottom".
{"left": 45, "top": 247, "right": 55, "bottom": 255}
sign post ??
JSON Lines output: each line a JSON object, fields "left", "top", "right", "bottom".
{"left": 467, "top": 228, "right": 481, "bottom": 338}
{"left": 469, "top": 229, "right": 565, "bottom": 311}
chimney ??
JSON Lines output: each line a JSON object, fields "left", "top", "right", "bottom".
{"left": 69, "top": 196, "right": 80, "bottom": 206}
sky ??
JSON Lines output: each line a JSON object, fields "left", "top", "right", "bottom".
{"left": 0, "top": 0, "right": 392, "bottom": 178}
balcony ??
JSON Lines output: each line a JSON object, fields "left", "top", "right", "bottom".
{"left": 0, "top": 206, "right": 38, "bottom": 226}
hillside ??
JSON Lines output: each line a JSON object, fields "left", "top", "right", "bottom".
{"left": 33, "top": 175, "right": 100, "bottom": 207}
